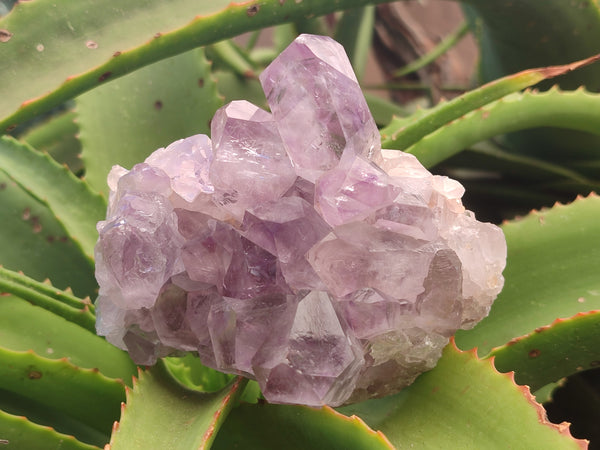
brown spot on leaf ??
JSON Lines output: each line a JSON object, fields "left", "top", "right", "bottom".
{"left": 86, "top": 40, "right": 98, "bottom": 49}
{"left": 28, "top": 370, "right": 42, "bottom": 380}
{"left": 198, "top": 78, "right": 204, "bottom": 88}
{"left": 98, "top": 71, "right": 112, "bottom": 82}
{"left": 154, "top": 100, "right": 163, "bottom": 110}
{"left": 0, "top": 29, "right": 12, "bottom": 43}
{"left": 6, "top": 124, "right": 16, "bottom": 132}
{"left": 31, "top": 216, "right": 42, "bottom": 233}
{"left": 0, "top": 183, "right": 6, "bottom": 190}
{"left": 46, "top": 235, "right": 55, "bottom": 243}
{"left": 113, "top": 51, "right": 122, "bottom": 57}
{"left": 246, "top": 4, "right": 260, "bottom": 16}
{"left": 22, "top": 208, "right": 31, "bottom": 220}
{"left": 154, "top": 32, "right": 162, "bottom": 39}
{"left": 59, "top": 236, "right": 69, "bottom": 243}
{"left": 528, "top": 349, "right": 541, "bottom": 358}
{"left": 591, "top": 360, "right": 600, "bottom": 367}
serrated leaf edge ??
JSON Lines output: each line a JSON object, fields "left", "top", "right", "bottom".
{"left": 456, "top": 338, "right": 589, "bottom": 449}
{"left": 321, "top": 405, "right": 396, "bottom": 449}
{"left": 0, "top": 408, "right": 101, "bottom": 450}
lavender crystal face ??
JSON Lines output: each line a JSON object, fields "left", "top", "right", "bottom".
{"left": 95, "top": 34, "right": 507, "bottom": 407}
{"left": 259, "top": 34, "right": 381, "bottom": 182}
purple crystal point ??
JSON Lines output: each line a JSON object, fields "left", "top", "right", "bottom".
{"left": 145, "top": 134, "right": 213, "bottom": 203}
{"left": 95, "top": 164, "right": 183, "bottom": 310}
{"left": 208, "top": 292, "right": 297, "bottom": 376}
{"left": 315, "top": 155, "right": 400, "bottom": 227}
{"left": 260, "top": 34, "right": 380, "bottom": 182}
{"left": 242, "top": 196, "right": 331, "bottom": 291}
{"left": 253, "top": 291, "right": 363, "bottom": 407}
{"left": 95, "top": 33, "right": 507, "bottom": 407}
{"left": 210, "top": 100, "right": 296, "bottom": 220}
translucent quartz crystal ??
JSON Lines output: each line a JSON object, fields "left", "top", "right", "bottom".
{"left": 95, "top": 34, "right": 507, "bottom": 407}
{"left": 259, "top": 34, "right": 381, "bottom": 182}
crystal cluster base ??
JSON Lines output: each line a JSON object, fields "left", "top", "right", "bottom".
{"left": 95, "top": 34, "right": 507, "bottom": 407}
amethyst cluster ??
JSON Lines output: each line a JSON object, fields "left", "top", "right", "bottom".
{"left": 95, "top": 34, "right": 506, "bottom": 406}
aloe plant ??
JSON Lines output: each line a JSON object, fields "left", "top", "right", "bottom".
{"left": 0, "top": 1, "right": 599, "bottom": 448}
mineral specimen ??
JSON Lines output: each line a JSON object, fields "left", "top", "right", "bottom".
{"left": 95, "top": 34, "right": 507, "bottom": 407}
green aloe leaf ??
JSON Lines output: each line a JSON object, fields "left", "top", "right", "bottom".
{"left": 212, "top": 70, "right": 268, "bottom": 109}
{"left": 489, "top": 311, "right": 600, "bottom": 392}
{"left": 0, "top": 409, "right": 100, "bottom": 450}
{"left": 20, "top": 110, "right": 83, "bottom": 174}
{"left": 213, "top": 404, "right": 394, "bottom": 450}
{"left": 0, "top": 266, "right": 95, "bottom": 332}
{"left": 0, "top": 136, "right": 106, "bottom": 261}
{"left": 162, "top": 353, "right": 234, "bottom": 393}
{"left": 405, "top": 88, "right": 600, "bottom": 168}
{"left": 463, "top": 0, "right": 600, "bottom": 91}
{"left": 0, "top": 172, "right": 96, "bottom": 297}
{"left": 0, "top": 0, "right": 392, "bottom": 133}
{"left": 463, "top": 1, "right": 600, "bottom": 158}
{"left": 339, "top": 341, "right": 585, "bottom": 449}
{"left": 206, "top": 40, "right": 257, "bottom": 79}
{"left": 0, "top": 388, "right": 109, "bottom": 447}
{"left": 455, "top": 194, "right": 600, "bottom": 355}
{"left": 379, "top": 54, "right": 600, "bottom": 154}
{"left": 77, "top": 48, "right": 221, "bottom": 193}
{"left": 0, "top": 294, "right": 136, "bottom": 382}
{"left": 108, "top": 363, "right": 247, "bottom": 450}
{"left": 334, "top": 6, "right": 376, "bottom": 82}
{"left": 0, "top": 346, "right": 125, "bottom": 436}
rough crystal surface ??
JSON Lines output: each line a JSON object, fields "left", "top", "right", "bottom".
{"left": 95, "top": 34, "right": 507, "bottom": 407}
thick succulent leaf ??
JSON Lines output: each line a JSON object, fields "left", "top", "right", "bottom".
{"left": 489, "top": 311, "right": 600, "bottom": 391}
{"left": 463, "top": 1, "right": 600, "bottom": 157}
{"left": 463, "top": 0, "right": 600, "bottom": 91}
{"left": 77, "top": 49, "right": 221, "bottom": 193}
{"left": 212, "top": 70, "right": 268, "bottom": 109}
{"left": 108, "top": 364, "right": 247, "bottom": 450}
{"left": 0, "top": 295, "right": 136, "bottom": 382}
{"left": 0, "top": 266, "right": 95, "bottom": 332}
{"left": 0, "top": 388, "right": 109, "bottom": 447}
{"left": 0, "top": 346, "right": 125, "bottom": 435}
{"left": 0, "top": 136, "right": 105, "bottom": 261}
{"left": 364, "top": 92, "right": 409, "bottom": 126}
{"left": 339, "top": 341, "right": 586, "bottom": 449}
{"left": 0, "top": 172, "right": 96, "bottom": 297}
{"left": 162, "top": 353, "right": 234, "bottom": 393}
{"left": 379, "top": 55, "right": 600, "bottom": 154}
{"left": 213, "top": 404, "right": 393, "bottom": 450}
{"left": 334, "top": 6, "right": 376, "bottom": 81}
{"left": 405, "top": 88, "right": 600, "bottom": 168}
{"left": 0, "top": 0, "right": 393, "bottom": 132}
{"left": 455, "top": 194, "right": 600, "bottom": 355}
{"left": 20, "top": 110, "right": 83, "bottom": 174}
{"left": 0, "top": 409, "right": 100, "bottom": 450}
{"left": 206, "top": 40, "right": 257, "bottom": 79}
